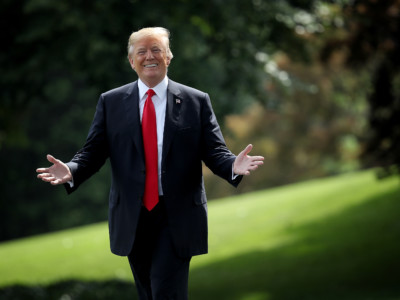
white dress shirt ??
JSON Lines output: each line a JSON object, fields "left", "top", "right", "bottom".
{"left": 138, "top": 77, "right": 168, "bottom": 195}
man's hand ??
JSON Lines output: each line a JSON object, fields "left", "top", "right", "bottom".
{"left": 233, "top": 144, "right": 264, "bottom": 176}
{"left": 36, "top": 154, "right": 72, "bottom": 185}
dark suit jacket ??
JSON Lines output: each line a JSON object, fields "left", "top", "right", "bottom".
{"left": 65, "top": 79, "right": 242, "bottom": 257}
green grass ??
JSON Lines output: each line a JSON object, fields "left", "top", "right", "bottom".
{"left": 1, "top": 170, "right": 400, "bottom": 299}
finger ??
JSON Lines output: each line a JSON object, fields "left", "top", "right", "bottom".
{"left": 250, "top": 156, "right": 264, "bottom": 161}
{"left": 235, "top": 168, "right": 250, "bottom": 176}
{"left": 53, "top": 177, "right": 69, "bottom": 185}
{"left": 250, "top": 160, "right": 264, "bottom": 166}
{"left": 37, "top": 173, "right": 50, "bottom": 179}
{"left": 41, "top": 176, "right": 56, "bottom": 182}
{"left": 36, "top": 168, "right": 49, "bottom": 173}
{"left": 248, "top": 165, "right": 260, "bottom": 170}
{"left": 51, "top": 179, "right": 62, "bottom": 185}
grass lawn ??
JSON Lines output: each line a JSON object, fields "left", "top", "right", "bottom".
{"left": 1, "top": 169, "right": 399, "bottom": 299}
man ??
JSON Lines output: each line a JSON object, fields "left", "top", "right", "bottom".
{"left": 37, "top": 27, "right": 264, "bottom": 300}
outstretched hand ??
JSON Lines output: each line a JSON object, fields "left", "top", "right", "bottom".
{"left": 233, "top": 144, "right": 264, "bottom": 176}
{"left": 36, "top": 154, "right": 72, "bottom": 185}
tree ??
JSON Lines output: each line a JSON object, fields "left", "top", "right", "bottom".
{"left": 320, "top": 0, "right": 400, "bottom": 175}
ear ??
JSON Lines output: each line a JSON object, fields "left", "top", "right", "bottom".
{"left": 129, "top": 56, "right": 136, "bottom": 71}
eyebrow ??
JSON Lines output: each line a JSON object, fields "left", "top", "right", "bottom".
{"left": 135, "top": 46, "right": 162, "bottom": 53}
{"left": 136, "top": 43, "right": 162, "bottom": 49}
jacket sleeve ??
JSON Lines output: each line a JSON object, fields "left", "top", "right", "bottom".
{"left": 200, "top": 93, "right": 243, "bottom": 187}
{"left": 64, "top": 95, "right": 110, "bottom": 194}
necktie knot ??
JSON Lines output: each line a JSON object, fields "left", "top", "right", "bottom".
{"left": 147, "top": 89, "right": 156, "bottom": 98}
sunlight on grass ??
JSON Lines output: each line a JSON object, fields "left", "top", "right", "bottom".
{"left": 0, "top": 223, "right": 130, "bottom": 286}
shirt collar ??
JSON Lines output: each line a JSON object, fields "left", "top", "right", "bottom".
{"left": 138, "top": 76, "right": 168, "bottom": 100}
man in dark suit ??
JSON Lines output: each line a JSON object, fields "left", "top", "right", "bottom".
{"left": 37, "top": 27, "right": 264, "bottom": 300}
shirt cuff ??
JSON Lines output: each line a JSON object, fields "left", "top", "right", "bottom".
{"left": 232, "top": 164, "right": 239, "bottom": 180}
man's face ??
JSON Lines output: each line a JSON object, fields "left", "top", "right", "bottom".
{"left": 129, "top": 35, "right": 171, "bottom": 88}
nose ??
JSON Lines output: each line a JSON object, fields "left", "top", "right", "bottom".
{"left": 145, "top": 49, "right": 155, "bottom": 60}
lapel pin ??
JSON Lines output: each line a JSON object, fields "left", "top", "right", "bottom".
{"left": 175, "top": 98, "right": 181, "bottom": 104}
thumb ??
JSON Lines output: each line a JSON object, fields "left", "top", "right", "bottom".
{"left": 47, "top": 154, "right": 58, "bottom": 164}
{"left": 242, "top": 144, "right": 253, "bottom": 156}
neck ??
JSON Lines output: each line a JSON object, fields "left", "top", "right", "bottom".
{"left": 139, "top": 76, "right": 167, "bottom": 88}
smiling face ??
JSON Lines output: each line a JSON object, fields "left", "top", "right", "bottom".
{"left": 129, "top": 35, "right": 171, "bottom": 88}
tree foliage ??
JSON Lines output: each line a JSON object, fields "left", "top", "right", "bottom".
{"left": 320, "top": 0, "right": 400, "bottom": 175}
{"left": 2, "top": 0, "right": 395, "bottom": 241}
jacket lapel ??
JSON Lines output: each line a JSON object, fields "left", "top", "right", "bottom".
{"left": 123, "top": 81, "right": 145, "bottom": 161}
{"left": 162, "top": 80, "right": 182, "bottom": 167}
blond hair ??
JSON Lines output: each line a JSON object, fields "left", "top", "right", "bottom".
{"left": 127, "top": 27, "right": 173, "bottom": 60}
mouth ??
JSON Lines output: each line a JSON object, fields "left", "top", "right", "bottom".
{"left": 144, "top": 63, "right": 158, "bottom": 68}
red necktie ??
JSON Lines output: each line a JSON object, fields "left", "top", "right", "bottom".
{"left": 142, "top": 89, "right": 159, "bottom": 211}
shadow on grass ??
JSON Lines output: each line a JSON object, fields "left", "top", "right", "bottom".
{"left": 1, "top": 186, "right": 399, "bottom": 300}
{"left": 188, "top": 187, "right": 400, "bottom": 300}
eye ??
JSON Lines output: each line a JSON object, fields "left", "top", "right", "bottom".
{"left": 152, "top": 48, "right": 161, "bottom": 54}
{"left": 137, "top": 50, "right": 146, "bottom": 56}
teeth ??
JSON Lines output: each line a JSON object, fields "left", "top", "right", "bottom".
{"left": 144, "top": 64, "right": 157, "bottom": 68}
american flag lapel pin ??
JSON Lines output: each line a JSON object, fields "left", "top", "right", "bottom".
{"left": 175, "top": 98, "right": 181, "bottom": 104}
